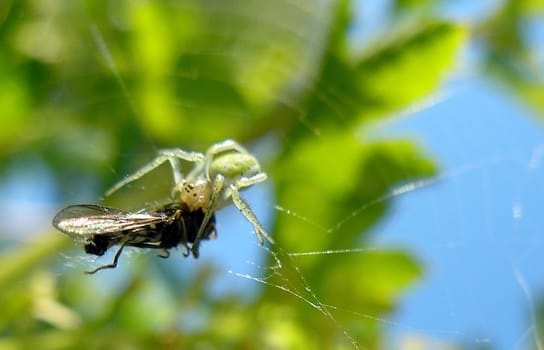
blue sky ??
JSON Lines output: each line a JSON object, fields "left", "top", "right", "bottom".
{"left": 371, "top": 78, "right": 544, "bottom": 349}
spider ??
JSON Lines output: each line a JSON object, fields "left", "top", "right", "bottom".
{"left": 105, "top": 139, "right": 274, "bottom": 257}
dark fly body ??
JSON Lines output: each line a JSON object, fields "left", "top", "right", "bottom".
{"left": 53, "top": 203, "right": 216, "bottom": 274}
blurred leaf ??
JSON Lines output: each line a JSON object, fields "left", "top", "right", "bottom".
{"left": 321, "top": 250, "right": 422, "bottom": 312}
{"left": 394, "top": 0, "right": 436, "bottom": 8}
{"left": 356, "top": 22, "right": 467, "bottom": 118}
{"left": 268, "top": 126, "right": 435, "bottom": 345}
{"left": 486, "top": 55, "right": 544, "bottom": 113}
{"left": 0, "top": 55, "right": 31, "bottom": 151}
{"left": 273, "top": 132, "right": 436, "bottom": 255}
{"left": 0, "top": 234, "right": 69, "bottom": 287}
{"left": 286, "top": 21, "right": 467, "bottom": 138}
{"left": 476, "top": 0, "right": 544, "bottom": 116}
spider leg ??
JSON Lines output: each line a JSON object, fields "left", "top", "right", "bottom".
{"left": 105, "top": 149, "right": 205, "bottom": 197}
{"left": 206, "top": 139, "right": 248, "bottom": 156}
{"left": 163, "top": 148, "right": 206, "bottom": 187}
{"left": 177, "top": 213, "right": 192, "bottom": 257}
{"left": 229, "top": 184, "right": 274, "bottom": 245}
{"left": 237, "top": 173, "right": 267, "bottom": 188}
{"left": 190, "top": 174, "right": 223, "bottom": 258}
{"left": 106, "top": 154, "right": 173, "bottom": 196}
{"left": 215, "top": 172, "right": 267, "bottom": 209}
{"left": 85, "top": 239, "right": 131, "bottom": 274}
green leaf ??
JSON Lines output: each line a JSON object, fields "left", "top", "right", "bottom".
{"left": 476, "top": 0, "right": 544, "bottom": 117}
{"left": 286, "top": 21, "right": 467, "bottom": 138}
{"left": 356, "top": 22, "right": 467, "bottom": 118}
{"left": 272, "top": 131, "right": 436, "bottom": 258}
{"left": 321, "top": 250, "right": 423, "bottom": 311}
{"left": 0, "top": 56, "right": 31, "bottom": 151}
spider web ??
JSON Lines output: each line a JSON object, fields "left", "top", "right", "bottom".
{"left": 5, "top": 1, "right": 544, "bottom": 349}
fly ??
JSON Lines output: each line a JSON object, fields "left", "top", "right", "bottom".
{"left": 53, "top": 203, "right": 216, "bottom": 274}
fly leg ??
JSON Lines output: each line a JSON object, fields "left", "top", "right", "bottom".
{"left": 85, "top": 240, "right": 130, "bottom": 274}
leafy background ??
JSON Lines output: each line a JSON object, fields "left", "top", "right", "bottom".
{"left": 0, "top": 0, "right": 543, "bottom": 349}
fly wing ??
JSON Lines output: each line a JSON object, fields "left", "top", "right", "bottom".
{"left": 52, "top": 204, "right": 168, "bottom": 237}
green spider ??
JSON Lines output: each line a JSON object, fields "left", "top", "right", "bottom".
{"left": 106, "top": 139, "right": 274, "bottom": 257}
